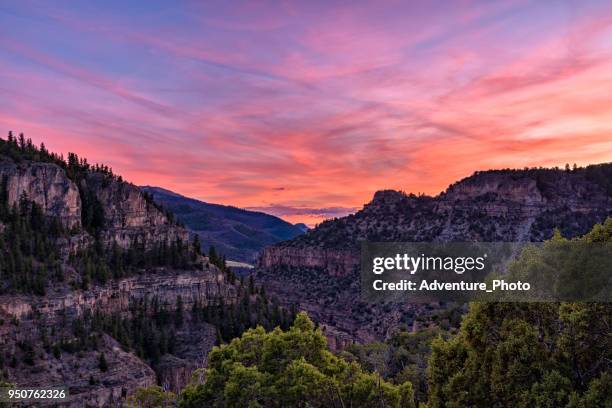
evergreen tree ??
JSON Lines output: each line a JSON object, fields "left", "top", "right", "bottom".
{"left": 175, "top": 296, "right": 184, "bottom": 327}
{"left": 427, "top": 219, "right": 612, "bottom": 408}
{"left": 98, "top": 353, "right": 108, "bottom": 372}
{"left": 208, "top": 246, "right": 218, "bottom": 265}
{"left": 192, "top": 234, "right": 201, "bottom": 256}
{"left": 180, "top": 313, "right": 415, "bottom": 408}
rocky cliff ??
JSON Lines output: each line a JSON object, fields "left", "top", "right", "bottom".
{"left": 0, "top": 267, "right": 235, "bottom": 406}
{"left": 0, "top": 144, "right": 230, "bottom": 405}
{"left": 259, "top": 247, "right": 357, "bottom": 277}
{"left": 0, "top": 331, "right": 157, "bottom": 408}
{"left": 0, "top": 268, "right": 236, "bottom": 321}
{"left": 0, "top": 155, "right": 187, "bottom": 251}
{"left": 0, "top": 159, "right": 81, "bottom": 229}
{"left": 258, "top": 164, "right": 612, "bottom": 344}
{"left": 88, "top": 175, "right": 188, "bottom": 250}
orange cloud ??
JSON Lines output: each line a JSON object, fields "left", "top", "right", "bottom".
{"left": 1, "top": 1, "right": 612, "bottom": 224}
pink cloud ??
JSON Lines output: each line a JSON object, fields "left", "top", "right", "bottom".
{"left": 1, "top": 1, "right": 612, "bottom": 225}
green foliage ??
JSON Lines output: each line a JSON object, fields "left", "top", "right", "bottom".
{"left": 190, "top": 278, "right": 296, "bottom": 343}
{"left": 428, "top": 302, "right": 611, "bottom": 407}
{"left": 585, "top": 162, "right": 612, "bottom": 197}
{"left": 179, "top": 312, "right": 415, "bottom": 408}
{"left": 98, "top": 352, "right": 108, "bottom": 372}
{"left": 192, "top": 234, "right": 201, "bottom": 258}
{"left": 343, "top": 327, "right": 447, "bottom": 405}
{"left": 427, "top": 219, "right": 612, "bottom": 408}
{"left": 498, "top": 218, "right": 612, "bottom": 302}
{"left": 0, "top": 380, "right": 16, "bottom": 408}
{"left": 0, "top": 189, "right": 63, "bottom": 294}
{"left": 87, "top": 297, "right": 179, "bottom": 367}
{"left": 1, "top": 132, "right": 67, "bottom": 167}
{"left": 208, "top": 245, "right": 228, "bottom": 272}
{"left": 79, "top": 236, "right": 193, "bottom": 282}
{"left": 124, "top": 386, "right": 177, "bottom": 408}
{"left": 79, "top": 275, "right": 294, "bottom": 371}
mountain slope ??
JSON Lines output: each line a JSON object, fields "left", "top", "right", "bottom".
{"left": 0, "top": 134, "right": 293, "bottom": 406}
{"left": 294, "top": 223, "right": 310, "bottom": 233}
{"left": 141, "top": 186, "right": 304, "bottom": 262}
{"left": 257, "top": 164, "right": 612, "bottom": 345}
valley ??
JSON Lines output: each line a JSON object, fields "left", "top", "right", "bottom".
{"left": 0, "top": 133, "right": 610, "bottom": 407}
{"left": 140, "top": 186, "right": 304, "bottom": 263}
{"left": 0, "top": 134, "right": 293, "bottom": 406}
{"left": 258, "top": 165, "right": 612, "bottom": 344}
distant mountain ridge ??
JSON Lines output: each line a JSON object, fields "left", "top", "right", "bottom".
{"left": 257, "top": 163, "right": 612, "bottom": 346}
{"left": 294, "top": 223, "right": 310, "bottom": 233}
{"left": 141, "top": 186, "right": 305, "bottom": 262}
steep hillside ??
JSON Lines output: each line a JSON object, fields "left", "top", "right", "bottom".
{"left": 257, "top": 164, "right": 612, "bottom": 345}
{"left": 0, "top": 133, "right": 294, "bottom": 406}
{"left": 294, "top": 223, "right": 310, "bottom": 233}
{"left": 141, "top": 186, "right": 304, "bottom": 262}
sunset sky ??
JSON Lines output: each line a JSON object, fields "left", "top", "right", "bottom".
{"left": 2, "top": 1, "right": 612, "bottom": 225}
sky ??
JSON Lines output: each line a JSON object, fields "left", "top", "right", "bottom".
{"left": 1, "top": 0, "right": 612, "bottom": 225}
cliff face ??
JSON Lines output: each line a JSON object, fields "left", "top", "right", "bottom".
{"left": 1, "top": 333, "right": 158, "bottom": 408}
{"left": 259, "top": 247, "right": 357, "bottom": 277}
{"left": 258, "top": 165, "right": 612, "bottom": 344}
{"left": 0, "top": 159, "right": 81, "bottom": 228}
{"left": 0, "top": 157, "right": 188, "bottom": 249}
{"left": 87, "top": 174, "right": 188, "bottom": 249}
{"left": 261, "top": 166, "right": 612, "bottom": 275}
{"left": 0, "top": 267, "right": 235, "bottom": 406}
{"left": 0, "top": 155, "right": 230, "bottom": 404}
{"left": 156, "top": 325, "right": 217, "bottom": 392}
{"left": 0, "top": 268, "right": 236, "bottom": 321}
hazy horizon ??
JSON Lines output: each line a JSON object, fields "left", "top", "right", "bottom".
{"left": 2, "top": 0, "right": 612, "bottom": 224}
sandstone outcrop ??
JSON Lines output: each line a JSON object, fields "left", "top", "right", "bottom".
{"left": 259, "top": 247, "right": 357, "bottom": 277}
{"left": 0, "top": 159, "right": 81, "bottom": 228}
{"left": 0, "top": 269, "right": 236, "bottom": 321}
{"left": 0, "top": 157, "right": 188, "bottom": 250}
{"left": 86, "top": 173, "right": 188, "bottom": 249}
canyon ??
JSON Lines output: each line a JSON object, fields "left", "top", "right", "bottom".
{"left": 141, "top": 186, "right": 304, "bottom": 263}
{"left": 0, "top": 151, "right": 237, "bottom": 407}
{"left": 2, "top": 136, "right": 611, "bottom": 405}
{"left": 257, "top": 164, "right": 612, "bottom": 345}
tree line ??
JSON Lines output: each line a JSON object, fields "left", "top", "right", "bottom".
{"left": 127, "top": 219, "right": 611, "bottom": 408}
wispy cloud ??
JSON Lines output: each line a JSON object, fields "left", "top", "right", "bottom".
{"left": 1, "top": 1, "right": 612, "bottom": 224}
{"left": 246, "top": 204, "right": 358, "bottom": 226}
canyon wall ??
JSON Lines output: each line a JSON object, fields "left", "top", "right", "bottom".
{"left": 259, "top": 247, "right": 358, "bottom": 277}
{"left": 0, "top": 267, "right": 235, "bottom": 407}
{"left": 0, "top": 268, "right": 235, "bottom": 321}
{"left": 0, "top": 157, "right": 188, "bottom": 250}
{"left": 86, "top": 173, "right": 189, "bottom": 249}
{"left": 0, "top": 160, "right": 81, "bottom": 228}
{"left": 0, "top": 156, "right": 230, "bottom": 406}
{"left": 258, "top": 166, "right": 612, "bottom": 343}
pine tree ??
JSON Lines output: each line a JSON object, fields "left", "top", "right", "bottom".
{"left": 192, "top": 234, "right": 201, "bottom": 256}
{"left": 174, "top": 296, "right": 183, "bottom": 327}
{"left": 208, "top": 246, "right": 217, "bottom": 265}
{"left": 248, "top": 274, "right": 255, "bottom": 295}
{"left": 98, "top": 353, "right": 108, "bottom": 372}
